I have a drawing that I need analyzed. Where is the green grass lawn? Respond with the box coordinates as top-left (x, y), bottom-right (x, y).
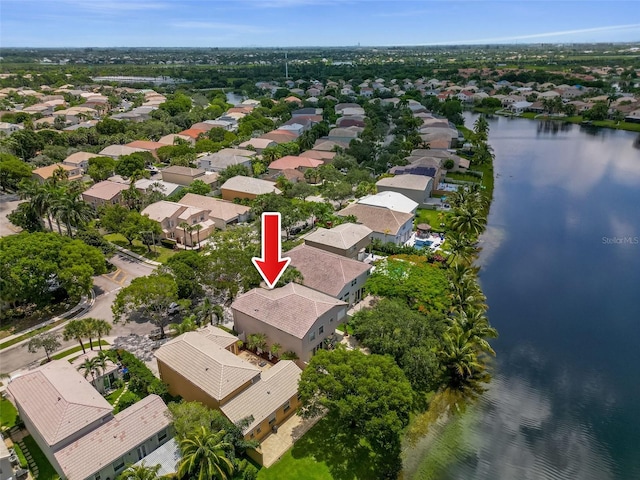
top-left (446, 172), bottom-right (482, 183)
top-left (104, 233), bottom-right (177, 263)
top-left (0, 397), bottom-right (18, 429)
top-left (414, 209), bottom-right (452, 233)
top-left (13, 443), bottom-right (28, 469)
top-left (22, 435), bottom-right (60, 480)
top-left (258, 417), bottom-right (391, 480)
top-left (52, 341), bottom-right (110, 360)
top-left (106, 386), bottom-right (125, 406)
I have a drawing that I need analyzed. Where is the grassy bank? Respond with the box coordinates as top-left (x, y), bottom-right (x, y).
top-left (0, 318), bottom-right (68, 350)
top-left (105, 233), bottom-right (177, 263)
top-left (51, 340), bottom-right (110, 360)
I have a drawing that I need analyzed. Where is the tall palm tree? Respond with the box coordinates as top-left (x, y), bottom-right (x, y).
top-left (17, 180), bottom-right (52, 231)
top-left (83, 318), bottom-right (97, 350)
top-left (118, 462), bottom-right (161, 480)
top-left (187, 224), bottom-right (195, 247)
top-left (177, 427), bottom-right (234, 480)
top-left (51, 185), bottom-right (94, 237)
top-left (193, 223), bottom-right (202, 248)
top-left (178, 222), bottom-right (190, 247)
top-left (445, 232), bottom-right (478, 266)
top-left (450, 310), bottom-right (498, 356)
top-left (63, 319), bottom-right (89, 354)
top-left (91, 318), bottom-right (112, 351)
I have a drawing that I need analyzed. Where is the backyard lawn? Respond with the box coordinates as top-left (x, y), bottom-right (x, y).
top-left (104, 233), bottom-right (177, 263)
top-left (258, 417), bottom-right (390, 480)
top-left (0, 397), bottom-right (18, 429)
top-left (22, 435), bottom-right (60, 480)
top-left (414, 209), bottom-right (451, 233)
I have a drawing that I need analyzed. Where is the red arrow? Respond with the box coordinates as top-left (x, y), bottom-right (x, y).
top-left (252, 212), bottom-right (291, 289)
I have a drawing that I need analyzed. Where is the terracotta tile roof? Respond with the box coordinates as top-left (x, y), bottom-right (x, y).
top-left (287, 245), bottom-right (371, 297)
top-left (260, 131), bottom-right (298, 144)
top-left (125, 140), bottom-right (166, 151)
top-left (221, 361), bottom-right (302, 434)
top-left (54, 395), bottom-right (170, 480)
top-left (337, 203), bottom-right (413, 236)
top-left (7, 361), bottom-right (112, 447)
top-left (179, 193), bottom-right (250, 222)
top-left (268, 155), bottom-right (323, 171)
top-left (154, 332), bottom-right (260, 401)
top-left (32, 163), bottom-right (79, 180)
top-left (299, 150), bottom-right (336, 161)
top-left (82, 180), bottom-right (129, 201)
top-left (303, 223), bottom-right (372, 250)
top-left (231, 284), bottom-right (347, 339)
top-left (178, 128), bottom-right (208, 139)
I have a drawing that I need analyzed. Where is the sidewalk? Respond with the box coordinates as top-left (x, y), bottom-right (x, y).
top-left (112, 244), bottom-right (162, 266)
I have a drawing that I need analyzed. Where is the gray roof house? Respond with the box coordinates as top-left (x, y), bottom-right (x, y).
top-left (197, 148), bottom-right (255, 172)
top-left (337, 203), bottom-right (414, 245)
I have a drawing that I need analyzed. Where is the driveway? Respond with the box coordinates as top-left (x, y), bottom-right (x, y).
top-left (0, 253), bottom-right (158, 374)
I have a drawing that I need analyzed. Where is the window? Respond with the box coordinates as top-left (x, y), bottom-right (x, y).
top-left (250, 432), bottom-right (254, 439)
top-left (158, 430), bottom-right (167, 442)
top-left (256, 427), bottom-right (262, 434)
top-left (351, 279), bottom-right (357, 286)
top-left (94, 475), bottom-right (101, 480)
top-left (319, 325), bottom-right (324, 335)
top-left (309, 330), bottom-right (316, 342)
top-left (283, 400), bottom-right (291, 413)
top-left (269, 414), bottom-right (277, 425)
top-left (330, 317), bottom-right (334, 322)
top-left (113, 459), bottom-right (125, 473)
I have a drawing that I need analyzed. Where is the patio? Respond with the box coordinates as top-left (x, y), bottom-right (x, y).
top-left (238, 349), bottom-right (274, 371)
top-left (258, 413), bottom-right (323, 468)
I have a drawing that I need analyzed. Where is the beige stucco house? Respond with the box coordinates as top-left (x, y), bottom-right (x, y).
top-left (141, 200), bottom-right (215, 246)
top-left (231, 283), bottom-right (348, 367)
top-left (337, 203), bottom-right (414, 245)
top-left (6, 361), bottom-right (171, 480)
top-left (376, 174), bottom-right (433, 206)
top-left (303, 223), bottom-right (372, 260)
top-left (287, 244), bottom-right (371, 305)
top-left (178, 193), bottom-right (251, 230)
top-left (81, 180), bottom-right (129, 208)
top-left (220, 176), bottom-right (281, 201)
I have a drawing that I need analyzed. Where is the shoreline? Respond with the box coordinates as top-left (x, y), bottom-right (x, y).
top-left (472, 107), bottom-right (640, 133)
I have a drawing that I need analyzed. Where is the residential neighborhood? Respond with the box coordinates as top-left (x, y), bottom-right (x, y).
top-left (0, 41), bottom-right (637, 480)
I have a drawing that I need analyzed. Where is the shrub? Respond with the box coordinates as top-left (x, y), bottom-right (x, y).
top-left (114, 391), bottom-right (140, 413)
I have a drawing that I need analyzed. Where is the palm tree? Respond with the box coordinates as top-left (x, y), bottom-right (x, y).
top-left (450, 206), bottom-right (486, 237)
top-left (77, 357), bottom-right (106, 386)
top-left (445, 232), bottom-right (478, 266)
top-left (437, 324), bottom-right (489, 399)
top-left (91, 319), bottom-right (112, 351)
top-left (178, 222), bottom-right (190, 247)
top-left (118, 462), bottom-right (161, 480)
top-left (450, 310), bottom-right (498, 356)
top-left (170, 315), bottom-right (198, 336)
top-left (187, 224), bottom-right (195, 247)
top-left (269, 343), bottom-right (282, 360)
top-left (246, 333), bottom-right (268, 354)
top-left (193, 223), bottom-right (203, 248)
top-left (177, 427), bottom-right (234, 480)
top-left (63, 319), bottom-right (88, 354)
top-left (51, 185), bottom-right (94, 237)
top-left (17, 180), bottom-right (53, 231)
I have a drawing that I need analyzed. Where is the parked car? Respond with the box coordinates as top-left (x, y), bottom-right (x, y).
top-left (168, 302), bottom-right (180, 315)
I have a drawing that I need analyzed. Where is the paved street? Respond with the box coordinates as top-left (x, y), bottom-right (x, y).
top-left (0, 253), bottom-right (158, 374)
top-left (0, 193), bottom-right (23, 237)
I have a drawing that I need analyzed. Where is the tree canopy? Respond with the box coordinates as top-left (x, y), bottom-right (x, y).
top-left (0, 232), bottom-right (106, 307)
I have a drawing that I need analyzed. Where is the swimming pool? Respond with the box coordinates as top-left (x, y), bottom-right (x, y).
top-left (415, 239), bottom-right (433, 248)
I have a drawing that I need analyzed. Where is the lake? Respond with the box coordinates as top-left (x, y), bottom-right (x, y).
top-left (405, 116), bottom-right (640, 479)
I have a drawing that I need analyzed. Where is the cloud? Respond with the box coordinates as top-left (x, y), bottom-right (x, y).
top-left (171, 21), bottom-right (270, 34)
top-left (438, 23), bottom-right (640, 45)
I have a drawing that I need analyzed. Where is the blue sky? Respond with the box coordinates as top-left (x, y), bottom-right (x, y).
top-left (1, 0), bottom-right (639, 48)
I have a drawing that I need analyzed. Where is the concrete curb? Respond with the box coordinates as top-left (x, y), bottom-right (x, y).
top-left (112, 244), bottom-right (162, 267)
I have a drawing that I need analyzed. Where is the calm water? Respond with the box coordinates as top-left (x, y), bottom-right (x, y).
top-left (406, 116), bottom-right (640, 479)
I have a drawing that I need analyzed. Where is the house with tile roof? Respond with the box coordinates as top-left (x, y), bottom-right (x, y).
top-left (160, 165), bottom-right (206, 186)
top-left (231, 283), bottom-right (348, 367)
top-left (99, 144), bottom-right (147, 159)
top-left (63, 151), bottom-right (104, 173)
top-left (337, 203), bottom-right (414, 245)
top-left (178, 193), bottom-right (251, 230)
top-left (220, 176), bottom-right (281, 201)
top-left (267, 155), bottom-right (323, 174)
top-left (6, 361), bottom-right (171, 480)
top-left (376, 174), bottom-right (433, 206)
top-left (357, 191), bottom-right (419, 215)
top-left (238, 138), bottom-right (277, 154)
top-left (81, 180), bottom-right (129, 208)
top-left (196, 148), bottom-right (255, 172)
top-left (155, 332), bottom-right (261, 408)
top-left (154, 328), bottom-right (302, 448)
top-left (303, 223), bottom-right (372, 260)
top-left (141, 200), bottom-right (215, 247)
top-left (287, 244), bottom-right (372, 305)
top-left (32, 163), bottom-right (83, 183)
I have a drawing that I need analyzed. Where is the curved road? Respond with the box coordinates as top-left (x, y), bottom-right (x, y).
top-left (0, 253), bottom-right (157, 374)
